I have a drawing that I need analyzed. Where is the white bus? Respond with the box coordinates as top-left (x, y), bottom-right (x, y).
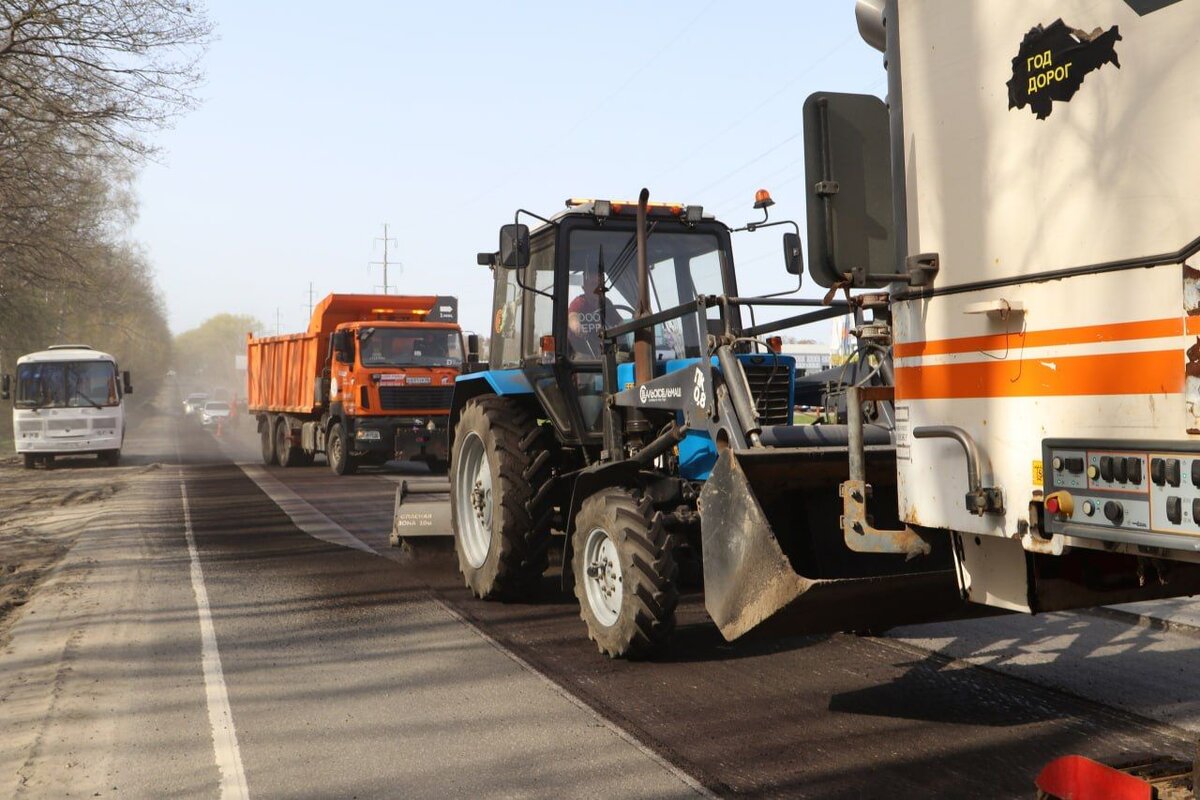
top-left (3, 345), bottom-right (133, 468)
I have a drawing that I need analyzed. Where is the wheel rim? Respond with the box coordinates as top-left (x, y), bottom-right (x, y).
top-left (456, 431), bottom-right (492, 569)
top-left (329, 430), bottom-right (343, 466)
top-left (582, 527), bottom-right (622, 627)
top-left (276, 424), bottom-right (287, 458)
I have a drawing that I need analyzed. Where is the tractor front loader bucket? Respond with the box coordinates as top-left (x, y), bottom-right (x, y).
top-left (699, 448), bottom-right (972, 641)
top-left (390, 480), bottom-right (453, 546)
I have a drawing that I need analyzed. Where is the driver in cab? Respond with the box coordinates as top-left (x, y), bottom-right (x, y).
top-left (567, 267), bottom-right (621, 359)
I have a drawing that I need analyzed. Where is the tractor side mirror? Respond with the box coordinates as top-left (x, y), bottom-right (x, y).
top-left (476, 252), bottom-right (496, 267)
top-left (1, 374), bottom-right (9, 401)
top-left (122, 371), bottom-right (133, 394)
top-left (331, 331), bottom-right (353, 363)
top-left (466, 334), bottom-right (480, 365)
top-left (783, 232), bottom-right (803, 277)
top-left (499, 224), bottom-right (530, 269)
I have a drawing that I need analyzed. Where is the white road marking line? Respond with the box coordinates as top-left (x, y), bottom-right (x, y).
top-left (181, 478), bottom-right (251, 800)
top-left (235, 463), bottom-right (378, 555)
top-left (233, 457), bottom-right (712, 797)
top-left (432, 597), bottom-right (719, 799)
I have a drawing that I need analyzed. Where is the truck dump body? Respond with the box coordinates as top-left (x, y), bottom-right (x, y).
top-left (246, 332), bottom-right (323, 415)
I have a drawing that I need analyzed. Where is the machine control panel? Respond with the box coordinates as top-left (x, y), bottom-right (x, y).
top-left (1043, 439), bottom-right (1200, 543)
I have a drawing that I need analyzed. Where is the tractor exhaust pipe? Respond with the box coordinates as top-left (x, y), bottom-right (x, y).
top-left (626, 188), bottom-right (654, 438)
top-left (634, 188), bottom-right (654, 387)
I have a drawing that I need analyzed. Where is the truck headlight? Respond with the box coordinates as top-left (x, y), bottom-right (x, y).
top-left (356, 429), bottom-right (381, 441)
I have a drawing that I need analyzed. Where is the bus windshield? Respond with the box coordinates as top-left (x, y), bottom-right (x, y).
top-left (358, 328), bottom-right (463, 368)
top-left (16, 361), bottom-right (119, 409)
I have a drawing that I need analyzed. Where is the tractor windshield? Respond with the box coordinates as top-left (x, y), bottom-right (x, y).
top-left (566, 227), bottom-right (728, 362)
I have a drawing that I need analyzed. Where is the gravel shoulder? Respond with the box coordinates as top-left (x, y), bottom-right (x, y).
top-left (0, 404), bottom-right (166, 645)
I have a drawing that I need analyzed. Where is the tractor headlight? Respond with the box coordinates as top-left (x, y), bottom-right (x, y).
top-left (356, 429), bottom-right (381, 441)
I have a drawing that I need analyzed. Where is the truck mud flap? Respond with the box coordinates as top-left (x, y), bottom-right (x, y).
top-left (390, 480), bottom-right (453, 545)
top-left (698, 448), bottom-right (972, 641)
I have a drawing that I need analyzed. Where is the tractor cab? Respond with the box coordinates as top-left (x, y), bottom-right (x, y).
top-left (473, 198), bottom-right (742, 448)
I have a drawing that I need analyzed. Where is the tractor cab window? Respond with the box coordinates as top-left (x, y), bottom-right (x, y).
top-left (567, 228), bottom-right (729, 364)
top-left (490, 264), bottom-right (523, 369)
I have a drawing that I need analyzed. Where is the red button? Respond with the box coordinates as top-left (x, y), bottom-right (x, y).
top-left (1046, 497), bottom-right (1060, 514)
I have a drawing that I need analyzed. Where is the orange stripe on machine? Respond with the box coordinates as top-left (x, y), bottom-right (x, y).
top-left (894, 317), bottom-right (1186, 359)
top-left (894, 349), bottom-right (1182, 400)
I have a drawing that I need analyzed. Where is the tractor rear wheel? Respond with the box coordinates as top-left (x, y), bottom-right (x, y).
top-left (571, 487), bottom-right (678, 659)
top-left (451, 396), bottom-right (555, 600)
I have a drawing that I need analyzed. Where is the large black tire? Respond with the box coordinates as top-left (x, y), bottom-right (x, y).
top-left (450, 396), bottom-right (556, 600)
top-left (275, 417), bottom-right (311, 467)
top-left (99, 450), bottom-right (121, 467)
top-left (326, 422), bottom-right (358, 475)
top-left (571, 487), bottom-right (678, 659)
top-left (260, 416), bottom-right (278, 466)
top-left (22, 454), bottom-right (35, 469)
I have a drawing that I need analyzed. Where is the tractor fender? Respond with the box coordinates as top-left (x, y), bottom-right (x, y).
top-left (449, 370), bottom-right (533, 450)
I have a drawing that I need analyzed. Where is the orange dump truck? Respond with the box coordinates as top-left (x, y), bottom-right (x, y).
top-left (246, 293), bottom-right (463, 475)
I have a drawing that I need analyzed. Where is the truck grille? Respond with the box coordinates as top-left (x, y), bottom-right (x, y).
top-left (379, 386), bottom-right (454, 411)
top-left (744, 364), bottom-right (792, 426)
top-left (17, 420), bottom-right (42, 433)
top-left (92, 417), bottom-right (118, 429)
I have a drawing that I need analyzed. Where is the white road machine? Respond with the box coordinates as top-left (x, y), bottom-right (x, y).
top-left (3, 345), bottom-right (133, 467)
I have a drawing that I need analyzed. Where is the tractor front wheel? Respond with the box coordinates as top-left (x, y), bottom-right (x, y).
top-left (571, 488), bottom-right (678, 659)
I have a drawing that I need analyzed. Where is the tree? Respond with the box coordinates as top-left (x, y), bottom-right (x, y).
top-left (174, 314), bottom-right (263, 396)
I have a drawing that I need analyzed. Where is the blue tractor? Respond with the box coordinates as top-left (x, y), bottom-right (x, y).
top-left (449, 190), bottom-right (961, 658)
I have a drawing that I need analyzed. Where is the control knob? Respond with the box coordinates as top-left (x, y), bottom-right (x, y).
top-left (1103, 500), bottom-right (1123, 525)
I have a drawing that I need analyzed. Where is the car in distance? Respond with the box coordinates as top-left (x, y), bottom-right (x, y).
top-left (183, 392), bottom-right (209, 415)
top-left (200, 400), bottom-right (231, 428)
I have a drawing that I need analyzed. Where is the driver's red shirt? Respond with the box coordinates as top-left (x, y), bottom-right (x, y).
top-left (568, 292), bottom-right (619, 355)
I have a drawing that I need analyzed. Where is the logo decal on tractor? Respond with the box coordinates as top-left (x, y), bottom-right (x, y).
top-left (692, 368), bottom-right (707, 410)
top-left (1007, 19), bottom-right (1121, 120)
top-left (638, 383), bottom-right (682, 404)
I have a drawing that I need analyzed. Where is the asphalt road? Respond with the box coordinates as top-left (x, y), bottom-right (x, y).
top-left (5, 403), bottom-right (1200, 799)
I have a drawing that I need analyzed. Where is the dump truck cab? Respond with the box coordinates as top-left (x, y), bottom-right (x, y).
top-left (327, 316), bottom-right (462, 466)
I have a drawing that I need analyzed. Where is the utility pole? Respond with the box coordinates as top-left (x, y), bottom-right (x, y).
top-left (370, 223), bottom-right (400, 294)
top-left (307, 282), bottom-right (315, 318)
top-left (275, 307), bottom-right (281, 336)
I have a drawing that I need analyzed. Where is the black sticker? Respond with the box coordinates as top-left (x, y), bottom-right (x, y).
top-left (1007, 20), bottom-right (1122, 120)
top-left (1123, 0), bottom-right (1182, 16)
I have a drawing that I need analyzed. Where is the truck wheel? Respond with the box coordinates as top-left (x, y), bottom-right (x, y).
top-left (451, 397), bottom-right (555, 600)
top-left (100, 450), bottom-right (120, 467)
top-left (276, 417), bottom-right (302, 468)
top-left (22, 454), bottom-right (34, 469)
top-left (260, 417), bottom-right (278, 466)
top-left (571, 487), bottom-right (678, 659)
top-left (326, 422), bottom-right (358, 475)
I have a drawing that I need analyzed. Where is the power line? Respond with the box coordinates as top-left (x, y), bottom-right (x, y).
top-left (458, 0), bottom-right (719, 209)
top-left (651, 33), bottom-right (856, 186)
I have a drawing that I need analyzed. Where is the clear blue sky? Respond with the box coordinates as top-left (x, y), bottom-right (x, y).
top-left (133, 1), bottom-right (886, 340)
